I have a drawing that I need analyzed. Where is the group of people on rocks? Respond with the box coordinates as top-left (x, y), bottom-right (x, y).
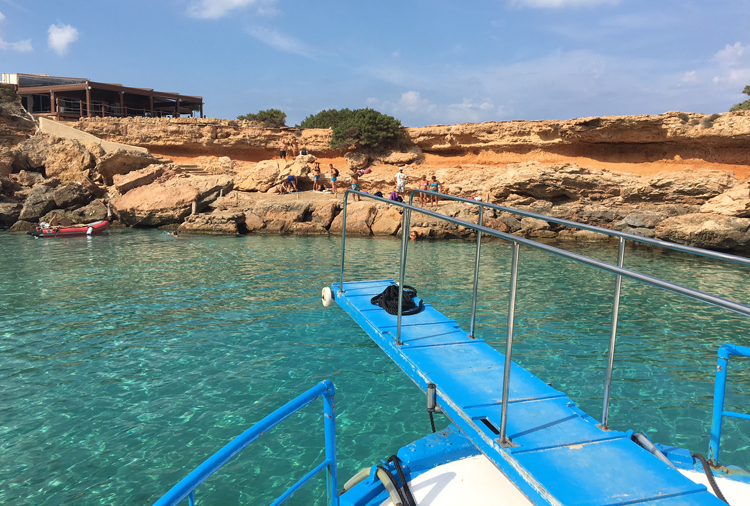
top-left (278, 159), bottom-right (444, 206)
top-left (276, 138), bottom-right (443, 204)
top-left (393, 167), bottom-right (442, 207)
top-left (278, 137), bottom-right (308, 160)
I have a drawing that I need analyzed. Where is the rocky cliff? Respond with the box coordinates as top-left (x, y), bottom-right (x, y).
top-left (408, 112), bottom-right (750, 165)
top-left (73, 111), bottom-right (750, 166)
top-left (73, 117), bottom-right (336, 159)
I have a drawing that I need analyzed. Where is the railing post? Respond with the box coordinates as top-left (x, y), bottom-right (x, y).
top-left (396, 207), bottom-right (411, 346)
top-left (499, 241), bottom-right (520, 445)
top-left (324, 390), bottom-right (339, 506)
top-left (601, 237), bottom-right (626, 429)
top-left (708, 350), bottom-right (729, 464)
top-left (469, 206), bottom-right (484, 338)
top-left (339, 193), bottom-right (349, 295)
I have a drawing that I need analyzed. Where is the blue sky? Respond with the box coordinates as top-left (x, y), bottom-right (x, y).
top-left (1, 0), bottom-right (749, 127)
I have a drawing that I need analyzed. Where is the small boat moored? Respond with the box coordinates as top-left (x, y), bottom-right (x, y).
top-left (27, 220), bottom-right (110, 238)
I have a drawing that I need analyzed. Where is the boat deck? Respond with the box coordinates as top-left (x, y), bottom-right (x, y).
top-left (334, 279), bottom-right (725, 506)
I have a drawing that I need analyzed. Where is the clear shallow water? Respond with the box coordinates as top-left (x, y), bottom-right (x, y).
top-left (1, 230), bottom-right (749, 505)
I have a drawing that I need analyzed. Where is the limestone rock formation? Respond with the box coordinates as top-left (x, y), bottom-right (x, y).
top-left (179, 211), bottom-right (245, 235)
top-left (53, 183), bottom-right (93, 209)
top-left (0, 200), bottom-right (22, 228)
top-left (329, 202), bottom-right (377, 235)
top-left (621, 170), bottom-right (736, 204)
top-left (40, 199), bottom-right (109, 224)
top-left (18, 183), bottom-right (59, 221)
top-left (111, 184), bottom-right (200, 226)
top-left (236, 159), bottom-right (311, 192)
top-left (113, 164), bottom-right (165, 194)
top-left (371, 207), bottom-right (402, 236)
top-left (9, 220), bottom-right (36, 232)
top-left (700, 183), bottom-right (750, 217)
top-left (17, 134), bottom-right (95, 182)
top-left (0, 147), bottom-right (18, 176)
top-left (74, 117), bottom-right (337, 158)
top-left (288, 222), bottom-right (329, 235)
top-left (236, 161), bottom-right (279, 192)
top-left (655, 213), bottom-right (750, 251)
top-left (406, 112), bottom-right (750, 164)
top-left (11, 170), bottom-right (44, 187)
top-left (95, 149), bottom-right (160, 185)
top-left (311, 201), bottom-right (341, 228)
top-left (345, 152), bottom-right (369, 170)
top-left (375, 151), bottom-right (420, 165)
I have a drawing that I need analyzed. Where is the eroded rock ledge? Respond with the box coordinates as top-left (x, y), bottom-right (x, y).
top-left (73, 111), bottom-right (750, 165)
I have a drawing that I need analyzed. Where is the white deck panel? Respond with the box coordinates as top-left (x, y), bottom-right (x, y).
top-left (679, 470), bottom-right (750, 506)
top-left (379, 454), bottom-right (533, 506)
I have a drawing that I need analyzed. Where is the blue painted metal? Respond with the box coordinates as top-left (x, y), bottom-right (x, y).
top-left (340, 425), bottom-right (482, 506)
top-left (334, 279), bottom-right (726, 505)
top-left (153, 380), bottom-right (338, 506)
top-left (708, 344), bottom-right (750, 465)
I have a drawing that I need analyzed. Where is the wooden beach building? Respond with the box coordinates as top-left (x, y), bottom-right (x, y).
top-left (1, 73), bottom-right (204, 120)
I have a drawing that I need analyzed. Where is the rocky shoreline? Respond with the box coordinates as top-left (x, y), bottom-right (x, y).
top-left (2, 107), bottom-right (750, 252)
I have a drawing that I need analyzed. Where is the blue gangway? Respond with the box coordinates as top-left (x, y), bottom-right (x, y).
top-left (334, 279), bottom-right (726, 505)
top-left (330, 189), bottom-right (750, 505)
top-left (153, 380), bottom-right (339, 506)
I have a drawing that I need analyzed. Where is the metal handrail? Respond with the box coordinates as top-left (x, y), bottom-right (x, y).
top-left (338, 190), bottom-right (750, 444)
top-left (408, 188), bottom-right (750, 429)
top-left (153, 380), bottom-right (339, 506)
top-left (708, 345), bottom-right (750, 465)
top-left (407, 189), bottom-right (750, 268)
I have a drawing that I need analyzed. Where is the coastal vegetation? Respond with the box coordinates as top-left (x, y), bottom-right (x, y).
top-left (730, 85), bottom-right (750, 112)
top-left (236, 109), bottom-right (287, 128)
top-left (299, 108), bottom-right (402, 151)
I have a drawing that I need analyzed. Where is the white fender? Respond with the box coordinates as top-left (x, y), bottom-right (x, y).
top-left (86, 226), bottom-right (94, 236)
top-left (321, 286), bottom-right (333, 307)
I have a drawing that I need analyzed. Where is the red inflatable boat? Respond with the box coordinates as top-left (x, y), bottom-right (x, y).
top-left (27, 220), bottom-right (110, 238)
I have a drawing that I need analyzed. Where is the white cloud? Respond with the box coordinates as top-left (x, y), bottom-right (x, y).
top-left (47, 23), bottom-right (78, 55)
top-left (682, 71), bottom-right (696, 83)
top-left (246, 26), bottom-right (312, 58)
top-left (507, 0), bottom-right (619, 8)
top-left (0, 11), bottom-right (32, 52)
top-left (187, 0), bottom-right (277, 19)
top-left (0, 38), bottom-right (31, 52)
top-left (713, 42), bottom-right (745, 66)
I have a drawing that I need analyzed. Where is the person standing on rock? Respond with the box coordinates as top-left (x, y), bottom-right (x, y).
top-left (329, 164), bottom-right (339, 194)
top-left (395, 167), bottom-right (407, 195)
top-left (418, 174), bottom-right (429, 206)
top-left (291, 137), bottom-right (299, 158)
top-left (279, 138), bottom-right (287, 160)
top-left (312, 162), bottom-right (322, 191)
top-left (429, 175), bottom-right (442, 207)
top-left (351, 173), bottom-right (361, 201)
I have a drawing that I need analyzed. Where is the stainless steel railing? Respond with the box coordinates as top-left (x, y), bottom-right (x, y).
top-left (407, 188), bottom-right (750, 428)
top-left (338, 190), bottom-right (750, 444)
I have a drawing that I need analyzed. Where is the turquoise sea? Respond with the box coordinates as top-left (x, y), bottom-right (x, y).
top-left (1, 229), bottom-right (749, 505)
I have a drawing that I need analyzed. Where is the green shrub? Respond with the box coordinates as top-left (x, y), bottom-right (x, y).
top-left (299, 108), bottom-right (402, 151)
top-left (0, 87), bottom-right (23, 116)
top-left (298, 108), bottom-right (354, 129)
top-left (677, 112), bottom-right (689, 123)
top-left (730, 85), bottom-right (750, 112)
top-left (237, 109), bottom-right (287, 128)
top-left (701, 113), bottom-right (720, 128)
